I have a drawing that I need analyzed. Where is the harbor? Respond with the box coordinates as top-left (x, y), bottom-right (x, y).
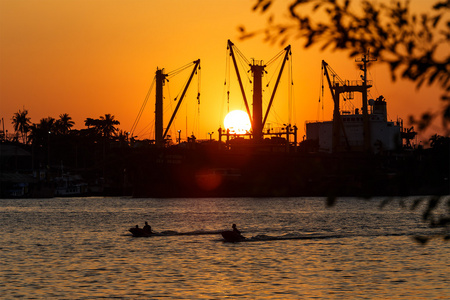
top-left (1, 41), bottom-right (448, 198)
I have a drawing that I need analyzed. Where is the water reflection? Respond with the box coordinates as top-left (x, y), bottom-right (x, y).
top-left (0, 197), bottom-right (448, 299)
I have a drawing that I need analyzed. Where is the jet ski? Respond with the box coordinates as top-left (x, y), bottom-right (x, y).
top-left (221, 230), bottom-right (245, 242)
top-left (129, 227), bottom-right (153, 237)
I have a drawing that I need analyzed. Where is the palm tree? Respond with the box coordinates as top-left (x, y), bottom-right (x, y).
top-left (38, 117), bottom-right (56, 133)
top-left (99, 114), bottom-right (120, 139)
top-left (55, 113), bottom-right (75, 135)
top-left (11, 108), bottom-right (31, 144)
top-left (84, 118), bottom-right (95, 128)
top-left (29, 117), bottom-right (56, 145)
top-left (429, 134), bottom-right (440, 148)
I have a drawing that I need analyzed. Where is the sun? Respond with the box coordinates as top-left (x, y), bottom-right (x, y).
top-left (224, 110), bottom-right (251, 134)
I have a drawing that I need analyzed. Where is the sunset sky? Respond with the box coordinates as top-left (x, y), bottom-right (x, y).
top-left (0, 0), bottom-right (446, 142)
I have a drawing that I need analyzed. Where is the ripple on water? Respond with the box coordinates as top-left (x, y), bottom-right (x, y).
top-left (1, 197), bottom-right (449, 299)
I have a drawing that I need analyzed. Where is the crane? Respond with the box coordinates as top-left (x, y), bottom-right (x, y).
top-left (227, 40), bottom-right (291, 141)
top-left (155, 59), bottom-right (201, 147)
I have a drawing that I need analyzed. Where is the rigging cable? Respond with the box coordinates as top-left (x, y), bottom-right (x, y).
top-left (265, 48), bottom-right (285, 66)
top-left (265, 54), bottom-right (283, 88)
top-left (231, 43), bottom-right (252, 85)
top-left (130, 77), bottom-right (155, 137)
top-left (134, 121), bottom-right (153, 140)
top-left (165, 80), bottom-right (175, 139)
top-left (233, 45), bottom-right (250, 66)
top-left (264, 52), bottom-right (285, 123)
top-left (197, 64), bottom-right (201, 113)
top-left (167, 61), bottom-right (195, 78)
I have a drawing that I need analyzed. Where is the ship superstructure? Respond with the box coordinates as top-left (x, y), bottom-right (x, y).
top-left (306, 55), bottom-right (412, 153)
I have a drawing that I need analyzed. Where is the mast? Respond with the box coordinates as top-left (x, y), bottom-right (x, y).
top-left (357, 53), bottom-right (376, 152)
top-left (250, 60), bottom-right (265, 141)
top-left (155, 68), bottom-right (167, 147)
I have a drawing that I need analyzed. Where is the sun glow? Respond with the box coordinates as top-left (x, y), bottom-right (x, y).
top-left (224, 110), bottom-right (251, 134)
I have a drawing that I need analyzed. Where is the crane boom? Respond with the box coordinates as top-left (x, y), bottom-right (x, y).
top-left (262, 45), bottom-right (291, 128)
top-left (227, 40), bottom-right (253, 125)
top-left (163, 59), bottom-right (200, 139)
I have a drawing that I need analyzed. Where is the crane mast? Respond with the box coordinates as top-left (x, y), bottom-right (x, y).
top-left (251, 60), bottom-right (265, 140)
top-left (155, 69), bottom-right (168, 147)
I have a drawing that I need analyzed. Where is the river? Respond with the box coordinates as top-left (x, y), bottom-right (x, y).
top-left (1, 197), bottom-right (448, 299)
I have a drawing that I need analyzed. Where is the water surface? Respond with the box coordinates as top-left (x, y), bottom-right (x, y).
top-left (1, 197), bottom-right (448, 299)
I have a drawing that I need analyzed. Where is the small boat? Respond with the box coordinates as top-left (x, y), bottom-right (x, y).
top-left (221, 230), bottom-right (245, 242)
top-left (129, 227), bottom-right (153, 237)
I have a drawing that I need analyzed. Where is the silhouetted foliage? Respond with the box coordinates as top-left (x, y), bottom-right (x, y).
top-left (11, 109), bottom-right (31, 144)
top-left (29, 117), bottom-right (56, 146)
top-left (85, 114), bottom-right (120, 139)
top-left (242, 0), bottom-right (450, 242)
top-left (380, 194), bottom-right (450, 244)
top-left (241, 0), bottom-right (450, 135)
top-left (55, 113), bottom-right (75, 135)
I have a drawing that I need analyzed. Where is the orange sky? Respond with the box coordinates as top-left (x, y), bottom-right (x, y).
top-left (0, 0), bottom-right (446, 143)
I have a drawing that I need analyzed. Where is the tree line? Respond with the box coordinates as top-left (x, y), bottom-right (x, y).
top-left (7, 109), bottom-right (125, 145)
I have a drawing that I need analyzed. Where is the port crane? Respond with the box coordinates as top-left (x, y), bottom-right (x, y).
top-left (160, 60), bottom-right (200, 146)
top-left (227, 40), bottom-right (292, 141)
top-left (131, 59), bottom-right (200, 147)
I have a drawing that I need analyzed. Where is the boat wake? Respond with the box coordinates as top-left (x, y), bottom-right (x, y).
top-left (127, 229), bottom-right (438, 241)
top-left (127, 229), bottom-right (225, 237)
top-left (222, 233), bottom-right (344, 243)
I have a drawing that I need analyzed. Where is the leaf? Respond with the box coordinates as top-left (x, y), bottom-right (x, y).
top-left (433, 1), bottom-right (450, 10)
top-left (407, 41), bottom-right (414, 54)
top-left (262, 2), bottom-right (272, 11)
top-left (389, 60), bottom-right (401, 72)
top-left (428, 68), bottom-right (440, 85)
top-left (432, 15), bottom-right (442, 28)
